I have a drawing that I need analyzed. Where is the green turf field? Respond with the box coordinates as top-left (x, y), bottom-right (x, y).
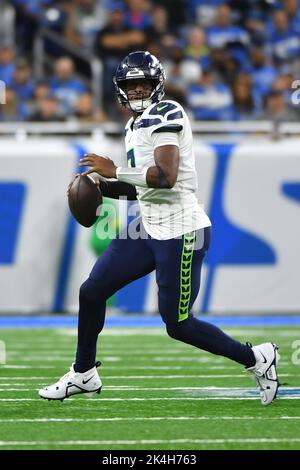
top-left (0, 326), bottom-right (299, 450)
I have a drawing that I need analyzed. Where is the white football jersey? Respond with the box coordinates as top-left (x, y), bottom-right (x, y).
top-left (124, 99), bottom-right (211, 240)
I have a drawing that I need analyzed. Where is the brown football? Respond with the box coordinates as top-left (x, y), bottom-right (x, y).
top-left (68, 174), bottom-right (102, 227)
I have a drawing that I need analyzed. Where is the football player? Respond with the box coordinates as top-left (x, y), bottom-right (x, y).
top-left (39, 51), bottom-right (279, 405)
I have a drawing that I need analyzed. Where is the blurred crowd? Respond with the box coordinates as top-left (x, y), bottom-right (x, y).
top-left (1, 0), bottom-right (300, 123)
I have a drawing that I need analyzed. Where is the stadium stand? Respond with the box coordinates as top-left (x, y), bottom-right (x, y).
top-left (0, 0), bottom-right (300, 123)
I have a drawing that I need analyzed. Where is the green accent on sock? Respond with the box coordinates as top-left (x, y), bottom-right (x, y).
top-left (178, 232), bottom-right (195, 322)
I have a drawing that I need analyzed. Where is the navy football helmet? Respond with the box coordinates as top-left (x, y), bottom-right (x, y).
top-left (113, 51), bottom-right (166, 112)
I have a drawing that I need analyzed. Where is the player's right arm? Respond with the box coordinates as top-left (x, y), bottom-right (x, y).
top-left (99, 180), bottom-right (137, 200)
top-left (67, 175), bottom-right (137, 201)
top-left (72, 153), bottom-right (138, 200)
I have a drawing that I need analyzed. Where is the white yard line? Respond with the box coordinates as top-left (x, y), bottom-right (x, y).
top-left (0, 378), bottom-right (53, 380)
top-left (1, 386), bottom-right (299, 392)
top-left (222, 329), bottom-right (300, 337)
top-left (0, 374), bottom-right (293, 383)
top-left (8, 346), bottom-right (197, 358)
top-left (90, 373), bottom-right (293, 379)
top-left (0, 396), bottom-right (299, 402)
top-left (58, 328), bottom-right (166, 337)
top-left (6, 357), bottom-right (121, 362)
top-left (2, 386), bottom-right (300, 393)
top-left (0, 373), bottom-right (280, 382)
top-left (0, 365), bottom-right (266, 371)
top-left (0, 416), bottom-right (299, 423)
top-left (0, 358), bottom-right (231, 365)
top-left (57, 327), bottom-right (300, 337)
top-left (0, 387), bottom-right (241, 392)
top-left (0, 389), bottom-right (34, 391)
top-left (1, 366), bottom-right (55, 369)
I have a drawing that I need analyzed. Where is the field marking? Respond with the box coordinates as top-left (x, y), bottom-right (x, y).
top-left (8, 349), bottom-right (200, 356)
top-left (1, 386), bottom-right (298, 393)
top-left (7, 357), bottom-right (121, 362)
top-left (0, 396), bottom-right (300, 402)
top-left (97, 365), bottom-right (255, 370)
top-left (0, 416), bottom-right (300, 423)
top-left (0, 366), bottom-right (242, 372)
top-left (0, 364), bottom-right (287, 371)
top-left (57, 327), bottom-right (300, 337)
top-left (222, 329), bottom-right (300, 337)
top-left (0, 385), bottom-right (300, 399)
top-left (1, 438), bottom-right (300, 446)
top-left (0, 384), bottom-right (41, 386)
top-left (6, 356), bottom-right (230, 363)
top-left (0, 389), bottom-right (34, 391)
top-left (0, 377), bottom-right (53, 380)
top-left (1, 366), bottom-right (55, 369)
top-left (0, 373), bottom-right (294, 387)
top-left (2, 387), bottom-right (246, 392)
top-left (58, 328), bottom-right (166, 337)
top-left (3, 357), bottom-right (234, 364)
top-left (91, 373), bottom-right (294, 379)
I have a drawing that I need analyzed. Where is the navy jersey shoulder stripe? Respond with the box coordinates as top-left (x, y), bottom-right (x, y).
top-left (149, 102), bottom-right (178, 117)
top-left (167, 110), bottom-right (183, 120)
top-left (133, 118), bottom-right (161, 129)
top-left (152, 124), bottom-right (183, 133)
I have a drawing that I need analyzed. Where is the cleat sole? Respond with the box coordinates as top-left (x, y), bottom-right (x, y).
top-left (84, 387), bottom-right (102, 399)
top-left (40, 387), bottom-right (102, 401)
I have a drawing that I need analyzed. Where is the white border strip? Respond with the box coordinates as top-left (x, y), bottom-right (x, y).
top-left (0, 438), bottom-right (300, 446)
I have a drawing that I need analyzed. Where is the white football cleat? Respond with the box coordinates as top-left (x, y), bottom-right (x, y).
top-left (39, 361), bottom-right (102, 401)
top-left (246, 343), bottom-right (280, 406)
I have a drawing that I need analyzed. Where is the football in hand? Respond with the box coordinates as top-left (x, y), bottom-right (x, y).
top-left (68, 174), bottom-right (102, 227)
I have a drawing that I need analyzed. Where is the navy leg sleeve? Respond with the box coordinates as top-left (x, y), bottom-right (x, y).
top-left (75, 231), bottom-right (155, 372)
top-left (150, 226), bottom-right (255, 367)
top-left (151, 227), bottom-right (210, 324)
top-left (166, 315), bottom-right (255, 367)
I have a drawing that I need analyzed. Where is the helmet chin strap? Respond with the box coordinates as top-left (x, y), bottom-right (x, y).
top-left (128, 98), bottom-right (153, 112)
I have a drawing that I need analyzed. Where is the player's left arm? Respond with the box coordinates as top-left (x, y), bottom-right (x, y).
top-left (146, 145), bottom-right (179, 189)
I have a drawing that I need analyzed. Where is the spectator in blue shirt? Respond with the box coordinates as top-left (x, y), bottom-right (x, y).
top-left (187, 68), bottom-right (233, 120)
top-left (250, 46), bottom-right (277, 99)
top-left (244, 10), bottom-right (268, 46)
top-left (49, 57), bottom-right (87, 113)
top-left (184, 26), bottom-right (210, 71)
top-left (269, 9), bottom-right (300, 64)
top-left (206, 4), bottom-right (249, 50)
top-left (187, 0), bottom-right (225, 27)
top-left (124, 0), bottom-right (152, 31)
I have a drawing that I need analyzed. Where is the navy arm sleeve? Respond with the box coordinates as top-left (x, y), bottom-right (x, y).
top-left (99, 180), bottom-right (137, 201)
